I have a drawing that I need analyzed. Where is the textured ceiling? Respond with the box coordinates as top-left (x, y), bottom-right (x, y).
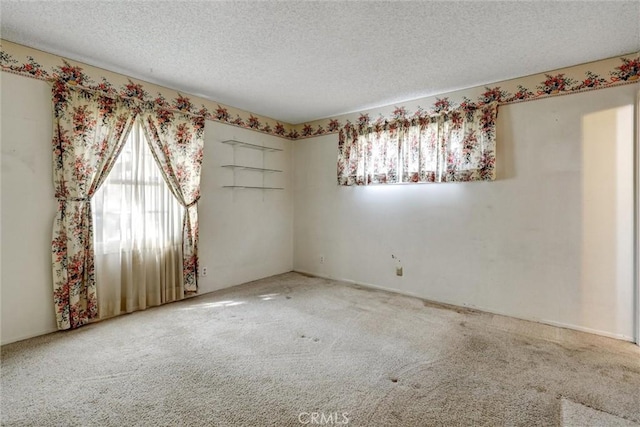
top-left (1, 1), bottom-right (639, 124)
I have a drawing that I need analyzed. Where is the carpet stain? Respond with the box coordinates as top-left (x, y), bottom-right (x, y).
top-left (465, 335), bottom-right (493, 352)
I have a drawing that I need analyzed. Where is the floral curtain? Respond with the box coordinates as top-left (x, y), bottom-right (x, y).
top-left (140, 109), bottom-right (205, 292)
top-left (51, 82), bottom-right (135, 330)
top-left (337, 102), bottom-right (498, 185)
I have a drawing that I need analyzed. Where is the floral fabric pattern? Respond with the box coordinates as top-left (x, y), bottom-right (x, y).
top-left (51, 83), bottom-right (135, 329)
top-left (141, 110), bottom-right (204, 292)
top-left (1, 41), bottom-right (637, 141)
top-left (51, 79), bottom-right (205, 329)
top-left (338, 102), bottom-right (497, 185)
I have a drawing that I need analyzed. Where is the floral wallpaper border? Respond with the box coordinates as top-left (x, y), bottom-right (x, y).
top-left (1, 40), bottom-right (638, 141)
top-left (0, 40), bottom-right (297, 139)
top-left (294, 53), bottom-right (640, 139)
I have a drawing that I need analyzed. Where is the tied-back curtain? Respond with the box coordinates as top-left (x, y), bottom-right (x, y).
top-left (337, 102), bottom-right (498, 185)
top-left (140, 109), bottom-right (205, 292)
top-left (51, 82), bottom-right (135, 330)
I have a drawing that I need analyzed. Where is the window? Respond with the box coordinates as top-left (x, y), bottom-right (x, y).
top-left (92, 121), bottom-right (184, 317)
top-left (337, 102), bottom-right (498, 185)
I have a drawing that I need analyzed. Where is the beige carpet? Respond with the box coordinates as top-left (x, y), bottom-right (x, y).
top-left (561, 398), bottom-right (639, 426)
top-left (2, 272), bottom-right (639, 426)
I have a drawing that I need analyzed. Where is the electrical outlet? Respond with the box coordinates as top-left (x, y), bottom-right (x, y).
top-left (320, 255), bottom-right (325, 264)
top-left (396, 266), bottom-right (403, 276)
top-left (201, 267), bottom-right (208, 277)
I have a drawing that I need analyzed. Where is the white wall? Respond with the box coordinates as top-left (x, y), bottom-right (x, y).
top-left (198, 122), bottom-right (293, 293)
top-left (293, 84), bottom-right (637, 341)
top-left (1, 70), bottom-right (636, 344)
top-left (1, 73), bottom-right (58, 344)
top-left (0, 72), bottom-right (293, 344)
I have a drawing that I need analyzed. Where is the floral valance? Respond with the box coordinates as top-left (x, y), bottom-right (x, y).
top-left (337, 102), bottom-right (498, 185)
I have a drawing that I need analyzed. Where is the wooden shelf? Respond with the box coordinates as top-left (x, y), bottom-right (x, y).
top-left (221, 139), bottom-right (282, 152)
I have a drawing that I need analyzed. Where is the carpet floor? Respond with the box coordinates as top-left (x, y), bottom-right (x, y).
top-left (2, 272), bottom-right (639, 426)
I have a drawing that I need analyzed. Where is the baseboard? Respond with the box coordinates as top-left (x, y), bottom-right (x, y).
top-left (1, 326), bottom-right (58, 346)
top-left (1, 268), bottom-right (296, 346)
top-left (4, 270), bottom-right (632, 345)
top-left (293, 269), bottom-right (635, 343)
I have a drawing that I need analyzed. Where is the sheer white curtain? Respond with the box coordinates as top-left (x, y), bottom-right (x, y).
top-left (92, 121), bottom-right (185, 319)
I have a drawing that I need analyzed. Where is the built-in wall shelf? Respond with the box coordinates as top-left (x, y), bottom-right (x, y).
top-left (221, 139), bottom-right (282, 152)
top-left (222, 186), bottom-right (284, 190)
top-left (221, 165), bottom-right (282, 173)
top-left (220, 138), bottom-right (284, 191)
